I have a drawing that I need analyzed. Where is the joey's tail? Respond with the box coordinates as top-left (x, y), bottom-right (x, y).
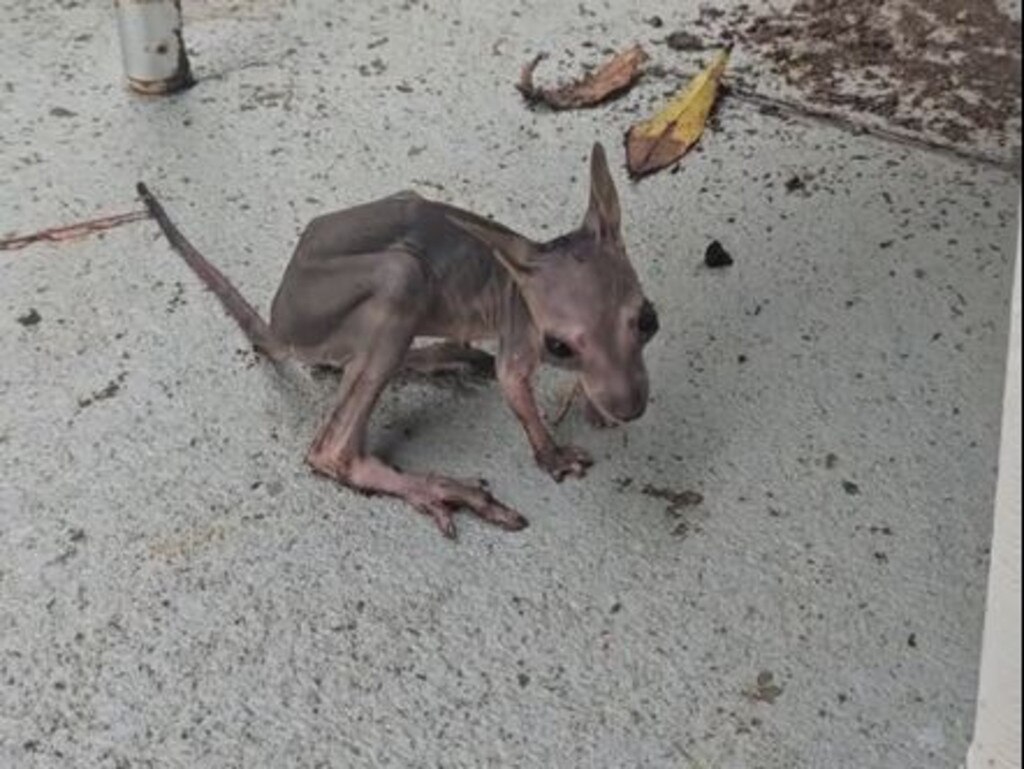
top-left (136, 182), bottom-right (283, 359)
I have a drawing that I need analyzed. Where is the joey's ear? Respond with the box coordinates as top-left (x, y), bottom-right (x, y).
top-left (583, 142), bottom-right (621, 237)
top-left (446, 214), bottom-right (537, 279)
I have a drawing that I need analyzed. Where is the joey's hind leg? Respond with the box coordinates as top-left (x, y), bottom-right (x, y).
top-left (403, 342), bottom-right (495, 379)
top-left (302, 254), bottom-right (526, 539)
top-left (308, 353), bottom-right (527, 539)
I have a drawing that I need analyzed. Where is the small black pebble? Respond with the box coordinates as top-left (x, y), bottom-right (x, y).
top-left (645, 15), bottom-right (664, 28)
top-left (17, 308), bottom-right (41, 326)
top-left (842, 480), bottom-right (861, 495)
top-left (665, 30), bottom-right (706, 51)
top-left (704, 240), bottom-right (734, 268)
top-left (517, 672), bottom-right (530, 687)
top-left (785, 175), bottom-right (806, 193)
top-left (610, 602), bottom-right (623, 614)
top-left (907, 633), bottom-right (917, 648)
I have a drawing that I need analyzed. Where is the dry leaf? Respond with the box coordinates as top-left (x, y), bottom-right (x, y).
top-left (517, 44), bottom-right (649, 110)
top-left (625, 48), bottom-right (730, 178)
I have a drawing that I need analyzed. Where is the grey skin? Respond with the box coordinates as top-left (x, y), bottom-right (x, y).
top-left (136, 142), bottom-right (659, 539)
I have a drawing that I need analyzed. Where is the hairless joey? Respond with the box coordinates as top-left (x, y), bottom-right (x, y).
top-left (136, 142), bottom-right (659, 539)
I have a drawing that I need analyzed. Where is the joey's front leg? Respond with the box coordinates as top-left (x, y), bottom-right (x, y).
top-left (498, 357), bottom-right (593, 481)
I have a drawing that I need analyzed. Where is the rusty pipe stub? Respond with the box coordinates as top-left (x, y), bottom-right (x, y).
top-left (114, 0), bottom-right (194, 95)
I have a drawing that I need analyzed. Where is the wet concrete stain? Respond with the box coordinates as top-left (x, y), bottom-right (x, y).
top-left (747, 670), bottom-right (784, 704)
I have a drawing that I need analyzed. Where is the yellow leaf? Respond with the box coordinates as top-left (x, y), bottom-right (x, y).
top-left (626, 48), bottom-right (730, 177)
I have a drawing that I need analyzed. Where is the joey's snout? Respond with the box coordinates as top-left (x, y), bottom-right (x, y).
top-left (583, 365), bottom-right (650, 424)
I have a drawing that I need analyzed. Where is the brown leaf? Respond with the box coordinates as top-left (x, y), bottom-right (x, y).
top-left (517, 44), bottom-right (649, 110)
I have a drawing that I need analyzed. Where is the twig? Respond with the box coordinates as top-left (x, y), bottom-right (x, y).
top-left (724, 82), bottom-right (1017, 174)
top-left (1, 210), bottom-right (150, 252)
top-left (550, 379), bottom-right (583, 426)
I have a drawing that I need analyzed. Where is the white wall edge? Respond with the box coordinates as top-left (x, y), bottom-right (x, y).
top-left (966, 209), bottom-right (1022, 769)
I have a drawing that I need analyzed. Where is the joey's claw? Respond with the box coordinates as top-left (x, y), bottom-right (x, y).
top-left (409, 477), bottom-right (528, 538)
top-left (433, 507), bottom-right (458, 540)
top-left (536, 444), bottom-right (594, 482)
top-left (493, 506), bottom-right (530, 531)
top-left (413, 498), bottom-right (460, 540)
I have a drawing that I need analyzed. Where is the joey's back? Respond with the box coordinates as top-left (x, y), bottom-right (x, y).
top-left (270, 194), bottom-right (520, 352)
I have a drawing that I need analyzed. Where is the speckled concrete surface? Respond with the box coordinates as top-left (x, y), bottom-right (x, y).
top-left (0, 2), bottom-right (1020, 768)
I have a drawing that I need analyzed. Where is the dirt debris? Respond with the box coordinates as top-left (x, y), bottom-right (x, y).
top-left (704, 240), bottom-right (734, 268)
top-left (701, 0), bottom-right (1021, 147)
top-left (17, 308), bottom-right (41, 326)
top-left (641, 484), bottom-right (704, 515)
top-left (664, 30), bottom-right (707, 52)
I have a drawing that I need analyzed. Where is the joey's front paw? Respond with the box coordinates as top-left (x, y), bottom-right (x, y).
top-left (535, 444), bottom-right (594, 482)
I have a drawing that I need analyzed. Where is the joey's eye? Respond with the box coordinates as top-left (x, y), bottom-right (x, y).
top-left (544, 335), bottom-right (574, 359)
top-left (637, 301), bottom-right (659, 340)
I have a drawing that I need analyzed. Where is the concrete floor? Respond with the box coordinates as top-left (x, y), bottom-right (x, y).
top-left (1, 1), bottom-right (1020, 768)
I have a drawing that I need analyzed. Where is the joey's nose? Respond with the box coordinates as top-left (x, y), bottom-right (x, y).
top-left (620, 377), bottom-right (650, 422)
top-left (617, 397), bottom-right (647, 422)
top-left (602, 388), bottom-right (648, 423)
top-left (585, 371), bottom-right (649, 423)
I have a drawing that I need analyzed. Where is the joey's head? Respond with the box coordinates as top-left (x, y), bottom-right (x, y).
top-left (450, 142), bottom-right (658, 423)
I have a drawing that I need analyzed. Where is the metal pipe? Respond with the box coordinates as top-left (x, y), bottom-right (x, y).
top-left (114, 0), bottom-right (194, 95)
top-left (966, 222), bottom-right (1022, 769)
